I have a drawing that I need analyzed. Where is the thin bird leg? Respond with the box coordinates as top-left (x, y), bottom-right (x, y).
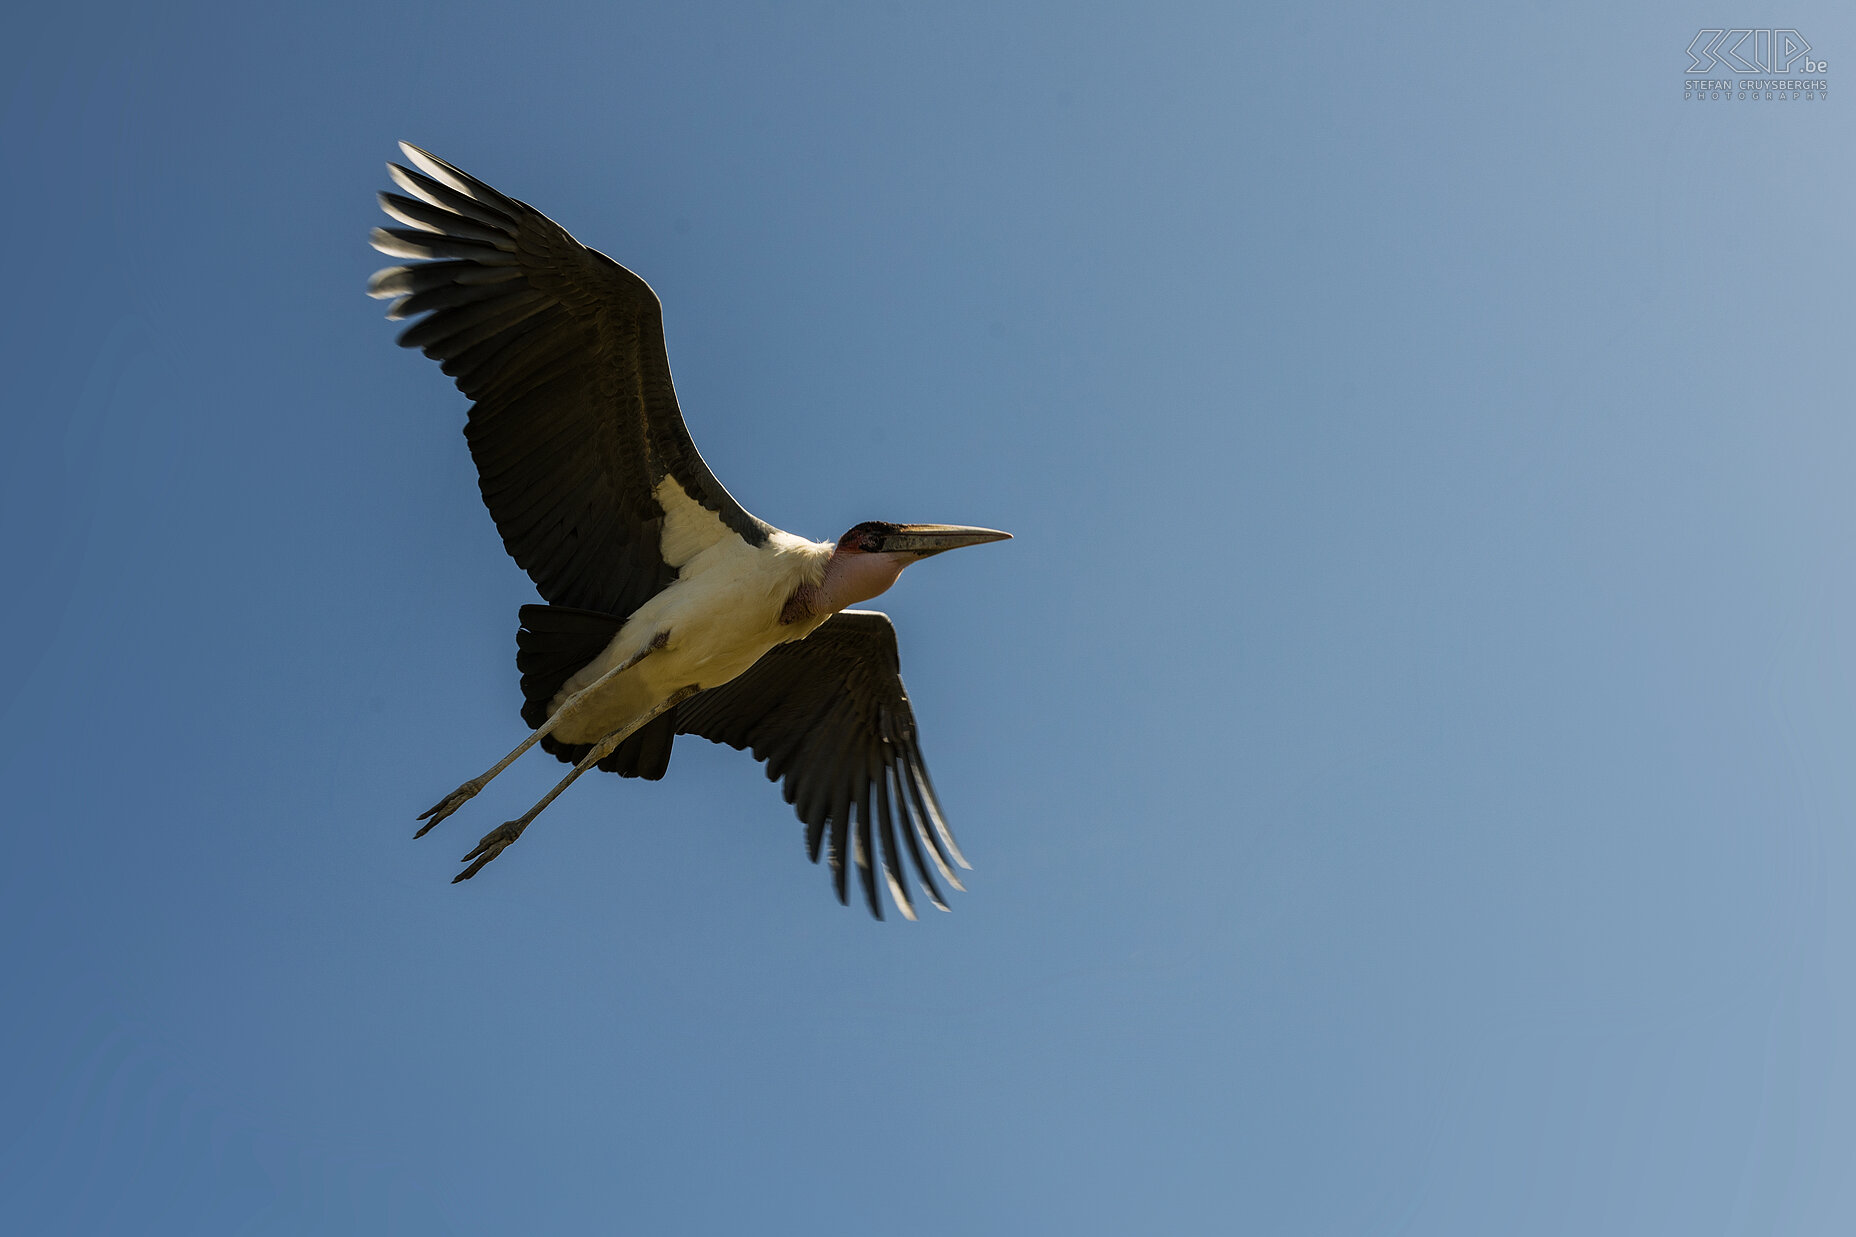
top-left (415, 641), bottom-right (659, 835)
top-left (451, 684), bottom-right (703, 883)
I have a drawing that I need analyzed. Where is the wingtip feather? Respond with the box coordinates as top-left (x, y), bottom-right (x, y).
top-left (366, 265), bottom-right (408, 298)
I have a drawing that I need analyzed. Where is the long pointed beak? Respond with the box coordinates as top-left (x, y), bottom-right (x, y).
top-left (883, 524), bottom-right (1013, 557)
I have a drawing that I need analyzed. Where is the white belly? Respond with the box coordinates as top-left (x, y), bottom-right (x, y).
top-left (548, 498), bottom-right (831, 744)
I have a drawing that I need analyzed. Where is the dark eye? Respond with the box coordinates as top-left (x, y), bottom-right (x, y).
top-left (863, 535), bottom-right (885, 553)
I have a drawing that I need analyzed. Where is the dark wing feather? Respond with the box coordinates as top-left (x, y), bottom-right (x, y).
top-left (674, 611), bottom-right (971, 919)
top-left (369, 142), bottom-right (770, 619)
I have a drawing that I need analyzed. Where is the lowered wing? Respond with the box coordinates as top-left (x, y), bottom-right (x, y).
top-left (675, 611), bottom-right (973, 920)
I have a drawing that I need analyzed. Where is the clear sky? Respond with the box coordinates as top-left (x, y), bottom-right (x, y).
top-left (4, 2), bottom-right (1854, 1233)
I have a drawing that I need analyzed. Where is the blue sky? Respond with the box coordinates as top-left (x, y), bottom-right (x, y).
top-left (4, 2), bottom-right (1855, 1232)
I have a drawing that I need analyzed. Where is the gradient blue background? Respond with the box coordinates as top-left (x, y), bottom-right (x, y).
top-left (4, 3), bottom-right (1854, 1232)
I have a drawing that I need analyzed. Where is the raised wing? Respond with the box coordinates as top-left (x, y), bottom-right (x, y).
top-left (675, 611), bottom-right (973, 920)
top-left (368, 142), bottom-right (770, 619)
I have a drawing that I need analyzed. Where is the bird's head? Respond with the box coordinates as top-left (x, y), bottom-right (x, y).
top-left (821, 521), bottom-right (1012, 609)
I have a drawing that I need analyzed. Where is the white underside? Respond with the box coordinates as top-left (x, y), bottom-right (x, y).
top-left (549, 477), bottom-right (833, 744)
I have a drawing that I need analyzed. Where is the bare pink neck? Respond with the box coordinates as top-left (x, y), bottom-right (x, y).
top-left (781, 550), bottom-right (907, 624)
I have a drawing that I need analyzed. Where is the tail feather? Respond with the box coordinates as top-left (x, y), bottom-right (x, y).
top-left (515, 604), bottom-right (678, 780)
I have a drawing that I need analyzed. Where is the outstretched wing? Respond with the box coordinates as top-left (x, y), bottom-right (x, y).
top-left (675, 611), bottom-right (973, 920)
top-left (369, 142), bottom-right (770, 620)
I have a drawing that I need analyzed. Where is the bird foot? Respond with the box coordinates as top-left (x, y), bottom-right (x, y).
top-left (452, 819), bottom-right (530, 882)
top-left (415, 777), bottom-right (486, 836)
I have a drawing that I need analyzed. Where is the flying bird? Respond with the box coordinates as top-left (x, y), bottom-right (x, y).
top-left (368, 143), bottom-right (1009, 918)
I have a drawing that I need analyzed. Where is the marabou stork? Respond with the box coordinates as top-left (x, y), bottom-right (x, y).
top-left (369, 144), bottom-right (1009, 918)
